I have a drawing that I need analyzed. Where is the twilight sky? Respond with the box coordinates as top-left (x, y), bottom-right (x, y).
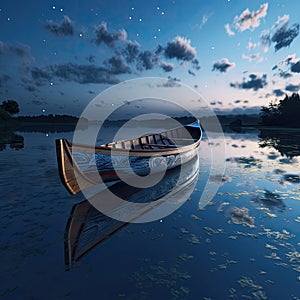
top-left (0, 0), bottom-right (299, 116)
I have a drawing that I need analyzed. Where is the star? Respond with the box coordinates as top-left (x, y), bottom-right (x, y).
top-left (161, 11), bottom-right (165, 15)
top-left (42, 109), bottom-right (46, 112)
top-left (60, 8), bottom-right (63, 12)
top-left (52, 5), bottom-right (56, 10)
top-left (50, 82), bottom-right (53, 86)
top-left (139, 18), bottom-right (142, 22)
top-left (128, 16), bottom-right (132, 20)
top-left (79, 33), bottom-right (83, 37)
top-left (7, 17), bottom-right (10, 21)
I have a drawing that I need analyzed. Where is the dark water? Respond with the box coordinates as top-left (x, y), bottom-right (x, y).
top-left (0, 127), bottom-right (300, 299)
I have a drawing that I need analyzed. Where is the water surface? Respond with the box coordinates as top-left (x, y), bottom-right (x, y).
top-left (0, 127), bottom-right (299, 299)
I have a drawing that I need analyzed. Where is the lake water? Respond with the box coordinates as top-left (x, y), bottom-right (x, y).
top-left (0, 126), bottom-right (300, 299)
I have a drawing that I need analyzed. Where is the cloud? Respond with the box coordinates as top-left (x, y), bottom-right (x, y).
top-left (230, 73), bottom-right (267, 91)
top-left (160, 62), bottom-right (174, 72)
top-left (123, 40), bottom-right (140, 63)
top-left (0, 41), bottom-right (32, 58)
top-left (104, 55), bottom-right (131, 74)
top-left (276, 54), bottom-right (300, 73)
top-left (93, 22), bottom-right (127, 47)
top-left (164, 36), bottom-right (196, 61)
top-left (247, 41), bottom-right (258, 50)
top-left (233, 3), bottom-right (268, 32)
top-left (260, 15), bottom-right (299, 52)
top-left (273, 89), bottom-right (284, 96)
top-left (86, 54), bottom-right (95, 63)
top-left (272, 23), bottom-right (299, 51)
top-left (229, 207), bottom-right (255, 228)
top-left (242, 53), bottom-right (263, 63)
top-left (137, 50), bottom-right (159, 70)
top-left (291, 61), bottom-right (300, 73)
top-left (198, 15), bottom-right (209, 29)
top-left (44, 15), bottom-right (74, 36)
top-left (31, 63), bottom-right (120, 86)
top-left (31, 66), bottom-right (53, 86)
top-left (188, 69), bottom-right (196, 76)
top-left (278, 70), bottom-right (292, 78)
top-left (212, 58), bottom-right (235, 73)
top-left (0, 74), bottom-right (10, 87)
top-left (224, 24), bottom-right (235, 36)
top-left (191, 58), bottom-right (201, 70)
top-left (285, 84), bottom-right (299, 92)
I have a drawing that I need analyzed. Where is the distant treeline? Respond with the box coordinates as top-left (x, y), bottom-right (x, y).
top-left (16, 114), bottom-right (85, 123)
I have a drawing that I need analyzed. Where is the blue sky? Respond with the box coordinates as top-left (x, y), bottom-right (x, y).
top-left (0, 0), bottom-right (299, 116)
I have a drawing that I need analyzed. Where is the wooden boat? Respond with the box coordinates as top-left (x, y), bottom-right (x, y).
top-left (56, 120), bottom-right (202, 195)
top-left (64, 155), bottom-right (199, 269)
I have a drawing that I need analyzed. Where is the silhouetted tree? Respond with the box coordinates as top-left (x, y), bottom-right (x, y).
top-left (260, 93), bottom-right (300, 127)
top-left (0, 100), bottom-right (20, 116)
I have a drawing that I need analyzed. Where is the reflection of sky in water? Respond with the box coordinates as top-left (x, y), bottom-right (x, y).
top-left (0, 128), bottom-right (299, 299)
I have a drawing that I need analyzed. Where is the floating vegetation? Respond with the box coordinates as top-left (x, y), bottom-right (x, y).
top-left (187, 234), bottom-right (201, 244)
top-left (217, 202), bottom-right (230, 212)
top-left (237, 276), bottom-right (267, 299)
top-left (229, 207), bottom-right (255, 228)
top-left (191, 214), bottom-right (202, 221)
top-left (265, 212), bottom-right (277, 218)
top-left (259, 228), bottom-right (296, 240)
top-left (203, 227), bottom-right (224, 235)
top-left (130, 263), bottom-right (191, 299)
top-left (265, 244), bottom-right (278, 250)
top-left (264, 252), bottom-right (281, 260)
top-left (285, 251), bottom-right (300, 263)
top-left (177, 254), bottom-right (194, 262)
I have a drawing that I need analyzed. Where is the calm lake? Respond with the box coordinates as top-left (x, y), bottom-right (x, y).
top-left (0, 125), bottom-right (299, 299)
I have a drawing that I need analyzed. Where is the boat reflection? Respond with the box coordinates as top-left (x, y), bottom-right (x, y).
top-left (64, 155), bottom-right (199, 270)
top-left (258, 129), bottom-right (300, 158)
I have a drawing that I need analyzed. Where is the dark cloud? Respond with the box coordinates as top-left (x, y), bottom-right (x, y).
top-left (44, 15), bottom-right (74, 37)
top-left (93, 22), bottom-right (127, 47)
top-left (160, 62), bottom-right (174, 72)
top-left (0, 74), bottom-right (10, 87)
top-left (137, 50), bottom-right (159, 71)
top-left (104, 55), bottom-right (131, 74)
top-left (260, 16), bottom-right (299, 52)
top-left (86, 54), bottom-right (95, 63)
top-left (291, 61), bottom-right (300, 73)
top-left (212, 58), bottom-right (235, 73)
top-left (31, 63), bottom-right (120, 86)
top-left (188, 69), bottom-right (196, 76)
top-left (0, 41), bottom-right (31, 58)
top-left (285, 84), bottom-right (299, 92)
top-left (273, 89), bottom-right (284, 96)
top-left (31, 67), bottom-right (53, 86)
top-left (233, 3), bottom-right (268, 32)
top-left (278, 70), bottom-right (292, 78)
top-left (53, 63), bottom-right (120, 84)
top-left (191, 58), bottom-right (201, 70)
top-left (272, 23), bottom-right (299, 51)
top-left (164, 36), bottom-right (196, 61)
top-left (230, 73), bottom-right (267, 91)
top-left (155, 44), bottom-right (164, 55)
top-left (123, 40), bottom-right (140, 63)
